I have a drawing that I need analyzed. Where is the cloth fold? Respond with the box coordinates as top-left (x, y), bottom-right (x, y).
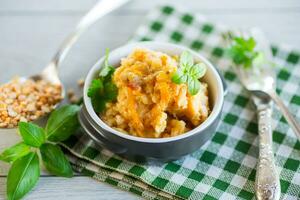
top-left (60, 5), bottom-right (300, 200)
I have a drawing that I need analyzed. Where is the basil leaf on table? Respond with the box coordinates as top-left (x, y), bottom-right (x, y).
top-left (40, 143), bottom-right (73, 177)
top-left (46, 105), bottom-right (80, 142)
top-left (18, 122), bottom-right (45, 147)
top-left (0, 142), bottom-right (30, 163)
top-left (7, 152), bottom-right (40, 200)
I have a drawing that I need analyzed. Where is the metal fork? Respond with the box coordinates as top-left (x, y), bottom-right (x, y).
top-left (238, 29), bottom-right (300, 139)
top-left (223, 29), bottom-right (281, 200)
top-left (223, 28), bottom-right (300, 140)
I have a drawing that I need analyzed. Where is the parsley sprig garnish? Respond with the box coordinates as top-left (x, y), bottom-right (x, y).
top-left (228, 36), bottom-right (260, 69)
top-left (171, 51), bottom-right (206, 95)
top-left (88, 49), bottom-right (118, 112)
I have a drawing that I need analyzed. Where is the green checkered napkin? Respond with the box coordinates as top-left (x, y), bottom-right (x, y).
top-left (60, 5), bottom-right (300, 200)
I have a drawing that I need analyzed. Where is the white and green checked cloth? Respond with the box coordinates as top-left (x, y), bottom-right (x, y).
top-left (60, 5), bottom-right (300, 200)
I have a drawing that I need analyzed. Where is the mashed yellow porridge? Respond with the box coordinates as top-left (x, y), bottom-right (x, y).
top-left (100, 48), bottom-right (210, 138)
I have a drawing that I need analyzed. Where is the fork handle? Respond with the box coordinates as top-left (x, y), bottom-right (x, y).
top-left (268, 90), bottom-right (300, 140)
top-left (255, 104), bottom-right (280, 200)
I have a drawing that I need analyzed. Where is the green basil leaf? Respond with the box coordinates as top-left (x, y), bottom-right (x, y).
top-left (99, 49), bottom-right (115, 77)
top-left (180, 50), bottom-right (194, 69)
top-left (89, 80), bottom-right (106, 113)
top-left (100, 66), bottom-right (115, 78)
top-left (187, 78), bottom-right (200, 95)
top-left (228, 36), bottom-right (259, 68)
top-left (190, 63), bottom-right (207, 79)
top-left (87, 79), bottom-right (103, 98)
top-left (18, 122), bottom-right (45, 147)
top-left (172, 51), bottom-right (206, 96)
top-left (104, 82), bottom-right (118, 101)
top-left (236, 37), bottom-right (256, 49)
top-left (7, 152), bottom-right (40, 200)
top-left (89, 49), bottom-right (117, 113)
top-left (0, 142), bottom-right (30, 163)
top-left (171, 69), bottom-right (187, 84)
top-left (104, 48), bottom-right (110, 67)
top-left (46, 105), bottom-right (80, 142)
top-left (91, 96), bottom-right (107, 113)
top-left (253, 52), bottom-right (266, 67)
top-left (40, 143), bottom-right (73, 178)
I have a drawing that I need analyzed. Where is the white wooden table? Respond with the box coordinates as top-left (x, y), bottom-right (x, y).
top-left (0, 0), bottom-right (299, 199)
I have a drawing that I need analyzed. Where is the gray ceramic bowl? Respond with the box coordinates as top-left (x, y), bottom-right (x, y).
top-left (80, 42), bottom-right (226, 162)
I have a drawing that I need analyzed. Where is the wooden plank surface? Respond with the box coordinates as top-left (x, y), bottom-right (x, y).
top-left (0, 0), bottom-right (299, 199)
top-left (0, 177), bottom-right (140, 200)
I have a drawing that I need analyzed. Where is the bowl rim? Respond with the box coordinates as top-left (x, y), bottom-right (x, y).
top-left (83, 41), bottom-right (224, 143)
